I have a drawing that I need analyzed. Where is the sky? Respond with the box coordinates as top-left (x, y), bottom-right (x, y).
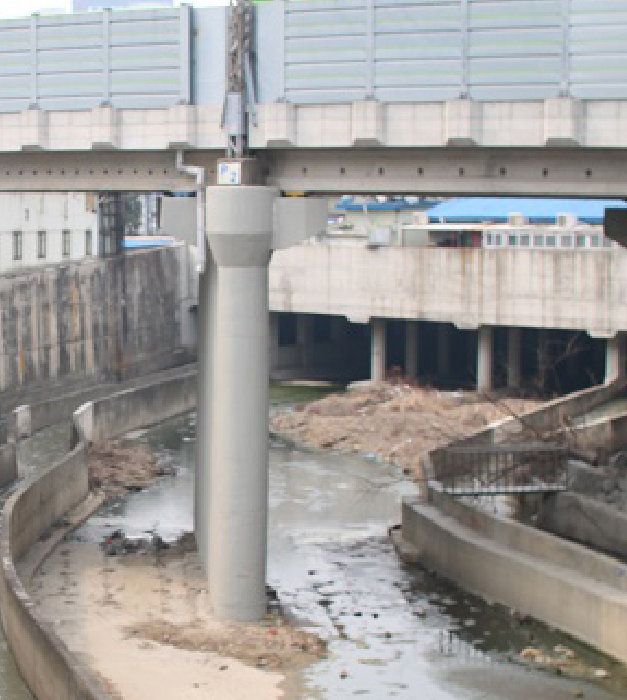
top-left (0, 0), bottom-right (229, 19)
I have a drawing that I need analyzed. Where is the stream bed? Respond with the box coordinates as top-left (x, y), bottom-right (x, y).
top-left (69, 408), bottom-right (627, 700)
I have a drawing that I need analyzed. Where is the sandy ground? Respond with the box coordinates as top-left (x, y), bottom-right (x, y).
top-left (27, 538), bottom-right (324, 700)
top-left (271, 383), bottom-right (540, 478)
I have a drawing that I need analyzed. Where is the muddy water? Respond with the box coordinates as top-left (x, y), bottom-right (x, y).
top-left (65, 409), bottom-right (625, 700)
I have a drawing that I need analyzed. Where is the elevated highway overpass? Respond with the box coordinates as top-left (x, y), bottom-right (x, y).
top-left (1, 0), bottom-right (627, 629)
top-left (0, 2), bottom-right (627, 195)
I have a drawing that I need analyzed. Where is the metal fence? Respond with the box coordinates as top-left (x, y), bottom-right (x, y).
top-left (431, 442), bottom-right (568, 496)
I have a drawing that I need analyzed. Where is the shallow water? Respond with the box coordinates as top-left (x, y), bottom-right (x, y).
top-left (73, 411), bottom-right (627, 700)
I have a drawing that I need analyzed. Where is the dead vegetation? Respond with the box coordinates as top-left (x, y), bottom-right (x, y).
top-left (270, 383), bottom-right (540, 478)
top-left (88, 440), bottom-right (174, 500)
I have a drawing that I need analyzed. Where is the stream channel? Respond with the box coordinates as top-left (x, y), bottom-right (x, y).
top-left (7, 387), bottom-right (627, 699)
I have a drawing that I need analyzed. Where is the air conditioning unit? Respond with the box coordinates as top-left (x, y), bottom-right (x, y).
top-left (557, 212), bottom-right (578, 227)
top-left (412, 210), bottom-right (429, 225)
top-left (508, 212), bottom-right (526, 225)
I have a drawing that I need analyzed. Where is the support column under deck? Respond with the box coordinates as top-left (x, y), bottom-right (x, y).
top-left (477, 326), bottom-right (494, 392)
top-left (194, 251), bottom-right (215, 569)
top-left (204, 185), bottom-right (277, 621)
top-left (371, 317), bottom-right (386, 382)
top-left (605, 332), bottom-right (625, 384)
top-left (507, 327), bottom-right (522, 389)
top-left (405, 321), bottom-right (419, 380)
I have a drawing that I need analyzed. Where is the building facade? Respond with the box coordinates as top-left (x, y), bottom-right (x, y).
top-left (0, 192), bottom-right (98, 273)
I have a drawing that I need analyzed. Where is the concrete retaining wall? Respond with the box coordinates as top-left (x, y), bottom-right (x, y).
top-left (403, 499), bottom-right (627, 664)
top-left (0, 244), bottom-right (195, 394)
top-left (0, 367), bottom-right (198, 700)
top-left (402, 375), bottom-right (627, 662)
top-left (429, 490), bottom-right (627, 594)
top-left (0, 444), bottom-right (109, 700)
top-left (81, 371), bottom-right (197, 443)
top-left (538, 492), bottom-right (627, 559)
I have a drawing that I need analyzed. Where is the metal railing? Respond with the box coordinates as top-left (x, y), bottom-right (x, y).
top-left (431, 443), bottom-right (568, 496)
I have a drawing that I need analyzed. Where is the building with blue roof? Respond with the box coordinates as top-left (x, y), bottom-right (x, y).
top-left (426, 198), bottom-right (627, 225)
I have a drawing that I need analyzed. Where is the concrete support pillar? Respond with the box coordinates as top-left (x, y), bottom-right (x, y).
top-left (204, 185), bottom-right (277, 621)
top-left (477, 326), bottom-right (494, 392)
top-left (437, 324), bottom-right (449, 379)
top-left (507, 327), bottom-right (522, 389)
top-left (194, 249), bottom-right (215, 569)
top-left (371, 317), bottom-right (386, 382)
top-left (405, 321), bottom-right (419, 379)
top-left (605, 332), bottom-right (625, 384)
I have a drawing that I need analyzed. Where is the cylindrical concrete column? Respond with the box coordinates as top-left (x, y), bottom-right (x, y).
top-left (194, 263), bottom-right (207, 560)
top-left (405, 321), bottom-right (419, 379)
top-left (437, 323), bottom-right (449, 379)
top-left (195, 250), bottom-right (216, 569)
top-left (371, 317), bottom-right (386, 382)
top-left (477, 326), bottom-right (494, 392)
top-left (605, 332), bottom-right (625, 384)
top-left (507, 327), bottom-right (522, 389)
top-left (205, 185), bottom-right (277, 621)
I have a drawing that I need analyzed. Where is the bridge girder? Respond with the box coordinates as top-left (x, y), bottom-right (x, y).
top-left (0, 147), bottom-right (626, 197)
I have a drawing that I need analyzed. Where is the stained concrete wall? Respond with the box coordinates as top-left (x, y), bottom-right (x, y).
top-left (538, 492), bottom-right (627, 560)
top-left (270, 244), bottom-right (627, 337)
top-left (0, 244), bottom-right (195, 393)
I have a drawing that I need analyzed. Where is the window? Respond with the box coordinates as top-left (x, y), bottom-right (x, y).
top-left (493, 233), bottom-right (502, 247)
top-left (520, 234), bottom-right (530, 247)
top-left (533, 234), bottom-right (544, 247)
top-left (12, 231), bottom-right (22, 260)
top-left (485, 233), bottom-right (492, 246)
top-left (545, 234), bottom-right (557, 247)
top-left (589, 235), bottom-right (600, 248)
top-left (37, 230), bottom-right (46, 259)
top-left (62, 229), bottom-right (71, 257)
top-left (576, 234), bottom-right (587, 248)
top-left (560, 235), bottom-right (573, 248)
top-left (508, 234), bottom-right (517, 246)
top-left (85, 229), bottom-right (92, 256)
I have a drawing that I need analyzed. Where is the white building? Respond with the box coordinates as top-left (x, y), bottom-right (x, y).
top-left (0, 192), bottom-right (98, 273)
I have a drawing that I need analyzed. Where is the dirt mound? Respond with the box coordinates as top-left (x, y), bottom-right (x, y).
top-left (271, 384), bottom-right (539, 478)
top-left (124, 618), bottom-right (326, 671)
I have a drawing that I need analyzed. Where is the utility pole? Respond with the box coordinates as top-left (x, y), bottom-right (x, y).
top-left (223, 0), bottom-right (256, 159)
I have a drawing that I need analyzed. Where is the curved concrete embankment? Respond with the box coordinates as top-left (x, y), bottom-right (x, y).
top-left (401, 377), bottom-right (627, 663)
top-left (0, 368), bottom-right (197, 700)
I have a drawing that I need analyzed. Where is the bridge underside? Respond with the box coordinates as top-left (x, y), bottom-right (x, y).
top-left (1, 147), bottom-right (627, 196)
